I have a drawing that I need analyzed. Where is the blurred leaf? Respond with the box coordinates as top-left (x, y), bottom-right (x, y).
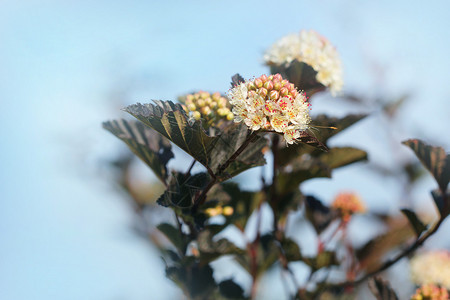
top-left (277, 158), bottom-right (331, 193)
top-left (319, 147), bottom-right (367, 169)
top-left (218, 183), bottom-right (262, 230)
top-left (103, 119), bottom-right (173, 183)
top-left (368, 276), bottom-right (399, 300)
top-left (281, 238), bottom-right (302, 262)
top-left (382, 95), bottom-right (408, 118)
top-left (235, 234), bottom-right (279, 276)
top-left (278, 114), bottom-right (367, 166)
top-left (269, 60), bottom-right (326, 97)
top-left (304, 251), bottom-right (339, 271)
top-left (402, 139), bottom-right (450, 192)
top-left (157, 172), bottom-right (209, 209)
top-left (400, 209), bottom-right (427, 237)
top-left (257, 234), bottom-right (280, 274)
top-left (166, 262), bottom-right (216, 299)
top-left (305, 195), bottom-right (335, 234)
top-left (197, 229), bottom-right (245, 263)
top-left (356, 216), bottom-right (414, 273)
top-left (157, 223), bottom-right (185, 253)
top-left (218, 279), bottom-right (246, 300)
top-left (311, 114), bottom-right (367, 144)
top-left (431, 189), bottom-right (449, 218)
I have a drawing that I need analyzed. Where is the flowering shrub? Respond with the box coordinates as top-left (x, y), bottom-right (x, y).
top-left (103, 30), bottom-right (450, 300)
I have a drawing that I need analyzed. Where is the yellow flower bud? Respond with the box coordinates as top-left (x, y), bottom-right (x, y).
top-left (187, 103), bottom-right (196, 111)
top-left (196, 99), bottom-right (205, 107)
top-left (223, 206), bottom-right (234, 216)
top-left (192, 111), bottom-right (201, 120)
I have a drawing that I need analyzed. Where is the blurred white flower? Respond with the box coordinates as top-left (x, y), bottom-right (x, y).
top-left (410, 250), bottom-right (450, 289)
top-left (264, 30), bottom-right (343, 96)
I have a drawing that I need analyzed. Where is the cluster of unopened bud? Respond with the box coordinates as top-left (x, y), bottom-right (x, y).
top-left (410, 284), bottom-right (449, 300)
top-left (205, 205), bottom-right (234, 217)
top-left (228, 73), bottom-right (311, 144)
top-left (247, 73), bottom-right (301, 101)
top-left (181, 91), bottom-right (234, 123)
top-left (331, 192), bottom-right (366, 222)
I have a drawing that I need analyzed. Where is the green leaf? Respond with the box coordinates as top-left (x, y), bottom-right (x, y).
top-left (278, 114), bottom-right (367, 166)
top-left (125, 102), bottom-right (267, 179)
top-left (157, 223), bottom-right (185, 252)
top-left (218, 279), bottom-right (246, 299)
top-left (402, 139), bottom-right (450, 192)
top-left (269, 60), bottom-right (326, 97)
top-left (103, 119), bottom-right (173, 183)
top-left (400, 209), bottom-right (427, 237)
top-left (125, 101), bottom-right (218, 169)
top-left (157, 172), bottom-right (209, 209)
top-left (368, 276), bottom-right (399, 300)
top-left (319, 147), bottom-right (367, 169)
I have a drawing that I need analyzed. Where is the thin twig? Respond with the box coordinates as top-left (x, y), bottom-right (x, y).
top-left (328, 213), bottom-right (447, 289)
top-left (184, 159), bottom-right (196, 177)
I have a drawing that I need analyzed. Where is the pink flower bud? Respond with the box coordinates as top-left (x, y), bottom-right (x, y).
top-left (273, 73), bottom-right (282, 81)
top-left (264, 81), bottom-right (274, 91)
top-left (259, 74), bottom-right (268, 82)
top-left (258, 88), bottom-right (268, 98)
top-left (273, 81), bottom-right (282, 90)
top-left (247, 81), bottom-right (256, 90)
top-left (290, 89), bottom-right (298, 98)
top-left (279, 87), bottom-right (289, 97)
top-left (269, 90), bottom-right (279, 100)
top-left (254, 78), bottom-right (263, 88)
top-left (212, 92), bottom-right (221, 101)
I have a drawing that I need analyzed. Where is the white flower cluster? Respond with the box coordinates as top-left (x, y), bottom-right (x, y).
top-left (227, 74), bottom-right (311, 145)
top-left (264, 30), bottom-right (343, 96)
top-left (410, 250), bottom-right (450, 289)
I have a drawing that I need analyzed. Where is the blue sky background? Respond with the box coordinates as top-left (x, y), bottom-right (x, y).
top-left (1, 1), bottom-right (450, 299)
